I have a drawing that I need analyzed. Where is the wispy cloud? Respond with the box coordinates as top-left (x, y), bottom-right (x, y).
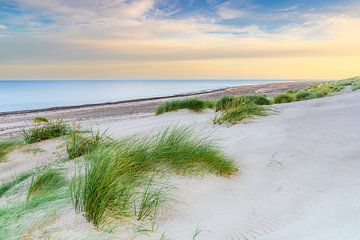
top-left (1, 0), bottom-right (360, 79)
top-left (217, 1), bottom-right (249, 19)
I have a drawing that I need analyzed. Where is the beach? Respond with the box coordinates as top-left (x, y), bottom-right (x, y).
top-left (1, 80), bottom-right (360, 240)
top-left (0, 81), bottom-right (311, 139)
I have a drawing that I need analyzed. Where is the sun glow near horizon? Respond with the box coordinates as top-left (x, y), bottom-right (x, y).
top-left (0, 0), bottom-right (359, 80)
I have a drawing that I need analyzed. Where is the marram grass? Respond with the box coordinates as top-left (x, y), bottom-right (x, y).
top-left (33, 116), bottom-right (49, 123)
top-left (273, 93), bottom-right (295, 104)
top-left (272, 78), bottom-right (360, 104)
top-left (156, 98), bottom-right (214, 115)
top-left (0, 170), bottom-right (69, 239)
top-left (72, 127), bottom-right (237, 227)
top-left (27, 168), bottom-right (66, 198)
top-left (0, 171), bottom-right (33, 197)
top-left (0, 140), bottom-right (19, 161)
top-left (67, 130), bottom-right (103, 159)
top-left (351, 77), bottom-right (360, 91)
top-left (215, 95), bottom-right (270, 112)
top-left (213, 103), bottom-right (268, 125)
top-left (23, 120), bottom-right (71, 144)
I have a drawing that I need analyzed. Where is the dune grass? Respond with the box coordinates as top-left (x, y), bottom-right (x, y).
top-left (27, 168), bottom-right (66, 198)
top-left (67, 130), bottom-right (103, 159)
top-left (0, 176), bottom-right (69, 239)
top-left (0, 167), bottom-right (69, 239)
top-left (351, 77), bottom-right (360, 91)
top-left (213, 103), bottom-right (268, 125)
top-left (155, 98), bottom-right (214, 115)
top-left (0, 140), bottom-right (20, 161)
top-left (353, 81), bottom-right (360, 91)
top-left (215, 95), bottom-right (270, 112)
top-left (0, 171), bottom-right (33, 198)
top-left (72, 127), bottom-right (236, 227)
top-left (151, 127), bottom-right (236, 175)
top-left (23, 120), bottom-right (71, 144)
top-left (273, 93), bottom-right (295, 104)
top-left (133, 174), bottom-right (168, 223)
top-left (214, 95), bottom-right (270, 125)
top-left (294, 91), bottom-right (319, 101)
top-left (273, 89), bottom-right (322, 104)
top-left (272, 80), bottom-right (352, 104)
top-left (33, 116), bottom-right (49, 123)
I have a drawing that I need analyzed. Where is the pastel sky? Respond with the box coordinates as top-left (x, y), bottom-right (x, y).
top-left (0, 0), bottom-right (360, 80)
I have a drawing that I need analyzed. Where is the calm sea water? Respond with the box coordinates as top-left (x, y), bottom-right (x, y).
top-left (0, 80), bottom-right (289, 112)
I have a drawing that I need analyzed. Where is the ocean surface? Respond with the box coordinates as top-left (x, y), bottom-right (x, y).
top-left (0, 80), bottom-right (289, 113)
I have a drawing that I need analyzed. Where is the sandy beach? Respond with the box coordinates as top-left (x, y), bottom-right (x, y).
top-left (1, 81), bottom-right (359, 239)
top-left (2, 0), bottom-right (360, 238)
top-left (0, 81), bottom-right (311, 139)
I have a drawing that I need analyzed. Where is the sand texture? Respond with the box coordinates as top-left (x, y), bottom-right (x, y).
top-left (1, 84), bottom-right (359, 239)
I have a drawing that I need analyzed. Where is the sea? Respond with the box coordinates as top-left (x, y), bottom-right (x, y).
top-left (0, 80), bottom-right (290, 113)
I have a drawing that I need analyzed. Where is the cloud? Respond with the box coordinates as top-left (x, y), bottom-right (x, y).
top-left (1, 0), bottom-right (360, 79)
top-left (217, 2), bottom-right (248, 19)
top-left (0, 24), bottom-right (7, 30)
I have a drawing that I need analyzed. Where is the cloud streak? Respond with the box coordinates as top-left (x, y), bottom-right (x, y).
top-left (0, 0), bottom-right (360, 79)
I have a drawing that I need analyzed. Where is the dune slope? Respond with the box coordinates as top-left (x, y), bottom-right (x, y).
top-left (1, 90), bottom-right (359, 239)
top-left (91, 90), bottom-right (360, 240)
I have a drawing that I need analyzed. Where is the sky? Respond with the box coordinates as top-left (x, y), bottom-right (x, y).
top-left (0, 0), bottom-right (359, 80)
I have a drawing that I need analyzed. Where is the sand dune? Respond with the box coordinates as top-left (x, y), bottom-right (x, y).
top-left (1, 90), bottom-right (359, 239)
top-left (85, 90), bottom-right (360, 239)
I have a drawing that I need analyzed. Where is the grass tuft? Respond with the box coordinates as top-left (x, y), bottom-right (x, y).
top-left (151, 127), bottom-right (236, 175)
top-left (0, 171), bottom-right (33, 198)
top-left (0, 183), bottom-right (68, 239)
top-left (273, 78), bottom-right (360, 104)
top-left (0, 140), bottom-right (19, 161)
top-left (273, 93), bottom-right (295, 104)
top-left (33, 116), bottom-right (49, 123)
top-left (215, 95), bottom-right (270, 112)
top-left (27, 168), bottom-right (66, 198)
top-left (213, 103), bottom-right (268, 125)
top-left (353, 81), bottom-right (360, 91)
top-left (350, 77), bottom-right (360, 91)
top-left (156, 98), bottom-right (212, 115)
top-left (133, 175), bottom-right (168, 222)
top-left (72, 127), bottom-right (236, 227)
top-left (23, 120), bottom-right (71, 144)
top-left (67, 130), bottom-right (103, 159)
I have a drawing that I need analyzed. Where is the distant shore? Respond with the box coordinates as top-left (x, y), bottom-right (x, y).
top-left (0, 81), bottom-right (313, 139)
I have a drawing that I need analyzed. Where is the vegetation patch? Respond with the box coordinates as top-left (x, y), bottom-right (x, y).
top-left (33, 116), bottom-right (49, 123)
top-left (215, 95), bottom-right (270, 112)
top-left (0, 140), bottom-right (20, 161)
top-left (155, 98), bottom-right (213, 115)
top-left (0, 167), bottom-right (69, 239)
top-left (350, 77), bottom-right (360, 91)
top-left (0, 171), bottom-right (33, 198)
top-left (23, 120), bottom-right (71, 144)
top-left (273, 93), bottom-right (295, 104)
top-left (353, 81), bottom-right (360, 91)
top-left (67, 130), bottom-right (103, 159)
top-left (273, 78), bottom-right (360, 104)
top-left (213, 103), bottom-right (268, 125)
top-left (28, 168), bottom-right (66, 198)
top-left (72, 127), bottom-right (236, 227)
top-left (0, 186), bottom-right (68, 239)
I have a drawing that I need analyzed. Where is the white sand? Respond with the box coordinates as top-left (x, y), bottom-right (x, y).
top-left (1, 90), bottom-right (360, 239)
top-left (0, 138), bottom-right (66, 182)
top-left (86, 90), bottom-right (360, 239)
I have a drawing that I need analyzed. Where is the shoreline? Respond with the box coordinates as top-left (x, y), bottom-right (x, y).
top-left (0, 81), bottom-right (307, 116)
top-left (0, 86), bottom-right (229, 116)
top-left (0, 81), bottom-right (313, 139)
top-left (2, 79), bottom-right (360, 239)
